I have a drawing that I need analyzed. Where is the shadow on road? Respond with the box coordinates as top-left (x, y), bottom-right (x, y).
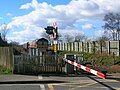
top-left (88, 75), bottom-right (116, 90)
top-left (0, 80), bottom-right (67, 85)
top-left (106, 76), bottom-right (120, 82)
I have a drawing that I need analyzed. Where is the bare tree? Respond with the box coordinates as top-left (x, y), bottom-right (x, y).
top-left (0, 23), bottom-right (9, 41)
top-left (64, 34), bottom-right (74, 42)
top-left (9, 41), bottom-right (20, 46)
top-left (103, 13), bottom-right (120, 40)
top-left (97, 35), bottom-right (109, 47)
top-left (74, 34), bottom-right (86, 42)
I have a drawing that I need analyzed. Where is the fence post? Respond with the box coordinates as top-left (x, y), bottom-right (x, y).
top-left (67, 42), bottom-right (70, 51)
top-left (119, 40), bottom-right (120, 56)
top-left (69, 42), bottom-right (71, 51)
top-left (82, 42), bottom-right (84, 52)
top-left (87, 42), bottom-right (89, 53)
top-left (10, 47), bottom-right (13, 72)
top-left (78, 42), bottom-right (80, 52)
top-left (100, 41), bottom-right (102, 54)
top-left (108, 41), bottom-right (110, 55)
top-left (93, 41), bottom-right (95, 53)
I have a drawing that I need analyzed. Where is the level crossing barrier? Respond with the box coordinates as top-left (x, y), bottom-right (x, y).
top-left (63, 58), bottom-right (106, 79)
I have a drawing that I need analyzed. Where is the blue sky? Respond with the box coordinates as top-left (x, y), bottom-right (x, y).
top-left (0, 0), bottom-right (119, 44)
top-left (0, 0), bottom-right (71, 22)
top-left (0, 0), bottom-right (31, 22)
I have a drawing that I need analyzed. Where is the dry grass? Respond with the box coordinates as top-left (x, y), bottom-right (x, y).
top-left (107, 65), bottom-right (120, 73)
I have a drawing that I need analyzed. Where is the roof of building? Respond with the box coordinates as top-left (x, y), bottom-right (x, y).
top-left (36, 38), bottom-right (48, 43)
top-left (28, 38), bottom-right (49, 48)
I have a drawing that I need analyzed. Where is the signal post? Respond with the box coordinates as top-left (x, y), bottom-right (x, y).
top-left (44, 24), bottom-right (58, 55)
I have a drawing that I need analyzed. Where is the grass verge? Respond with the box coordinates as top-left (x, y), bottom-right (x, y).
top-left (0, 65), bottom-right (12, 75)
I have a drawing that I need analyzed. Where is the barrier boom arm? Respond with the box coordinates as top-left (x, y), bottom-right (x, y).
top-left (63, 58), bottom-right (106, 79)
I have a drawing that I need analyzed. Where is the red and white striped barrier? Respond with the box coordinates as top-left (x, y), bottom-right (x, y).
top-left (63, 58), bottom-right (106, 79)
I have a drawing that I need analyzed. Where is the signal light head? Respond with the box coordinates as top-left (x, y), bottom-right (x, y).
top-left (44, 26), bottom-right (55, 34)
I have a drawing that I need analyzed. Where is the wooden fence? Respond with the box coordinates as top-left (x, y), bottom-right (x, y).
top-left (14, 54), bottom-right (63, 74)
top-left (58, 41), bottom-right (120, 56)
top-left (0, 47), bottom-right (13, 68)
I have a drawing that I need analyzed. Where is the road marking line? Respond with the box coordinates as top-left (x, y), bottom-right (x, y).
top-left (50, 82), bottom-right (94, 86)
top-left (71, 82), bottom-right (97, 90)
top-left (48, 84), bottom-right (54, 90)
top-left (99, 79), bottom-right (119, 82)
top-left (80, 82), bottom-right (97, 87)
top-left (115, 88), bottom-right (120, 90)
top-left (38, 75), bottom-right (45, 90)
top-left (38, 75), bottom-right (43, 80)
top-left (40, 85), bottom-right (45, 90)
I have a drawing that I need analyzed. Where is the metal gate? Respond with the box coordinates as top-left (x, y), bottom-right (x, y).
top-left (13, 53), bottom-right (63, 74)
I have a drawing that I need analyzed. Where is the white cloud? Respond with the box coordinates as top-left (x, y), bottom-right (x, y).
top-left (95, 30), bottom-right (104, 36)
top-left (92, 0), bottom-right (120, 13)
top-left (7, 25), bottom-right (44, 44)
top-left (60, 27), bottom-right (84, 36)
top-left (0, 24), bottom-right (10, 31)
top-left (58, 27), bottom-right (84, 42)
top-left (7, 0), bottom-right (120, 43)
top-left (93, 29), bottom-right (114, 40)
top-left (6, 13), bottom-right (12, 17)
top-left (82, 23), bottom-right (93, 29)
top-left (20, 0), bottom-right (39, 10)
top-left (20, 3), bottom-right (32, 10)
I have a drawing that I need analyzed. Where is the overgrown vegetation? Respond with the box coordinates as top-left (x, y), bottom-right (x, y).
top-left (83, 52), bottom-right (114, 66)
top-left (58, 50), bottom-right (120, 73)
top-left (0, 65), bottom-right (12, 75)
top-left (83, 52), bottom-right (120, 73)
top-left (58, 50), bottom-right (81, 57)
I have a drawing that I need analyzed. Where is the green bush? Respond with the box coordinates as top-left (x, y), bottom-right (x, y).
top-left (58, 51), bottom-right (120, 73)
top-left (83, 52), bottom-right (120, 73)
top-left (83, 52), bottom-right (117, 66)
top-left (0, 65), bottom-right (12, 75)
top-left (58, 50), bottom-right (81, 57)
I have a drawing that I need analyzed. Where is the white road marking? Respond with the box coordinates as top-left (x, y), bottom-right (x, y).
top-left (115, 88), bottom-right (120, 90)
top-left (38, 75), bottom-right (43, 80)
top-left (38, 75), bottom-right (45, 90)
top-left (40, 84), bottom-right (45, 90)
top-left (70, 82), bottom-right (97, 90)
top-left (48, 84), bottom-right (54, 90)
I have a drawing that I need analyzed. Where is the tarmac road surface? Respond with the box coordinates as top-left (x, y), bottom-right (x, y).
top-left (0, 73), bottom-right (120, 90)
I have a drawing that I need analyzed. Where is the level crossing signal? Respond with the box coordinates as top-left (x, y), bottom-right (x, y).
top-left (44, 26), bottom-right (54, 34)
top-left (44, 26), bottom-right (58, 40)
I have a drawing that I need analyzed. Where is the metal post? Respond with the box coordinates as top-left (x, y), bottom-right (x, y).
top-left (53, 40), bottom-right (58, 72)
